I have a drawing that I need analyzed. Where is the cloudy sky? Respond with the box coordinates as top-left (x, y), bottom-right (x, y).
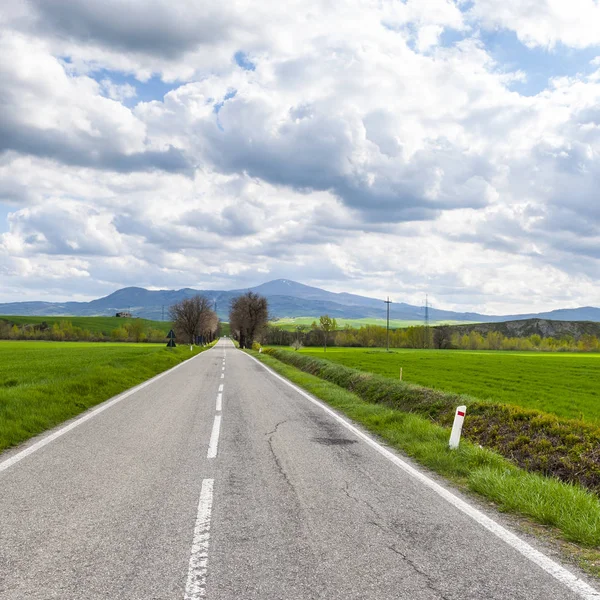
top-left (1, 0), bottom-right (599, 314)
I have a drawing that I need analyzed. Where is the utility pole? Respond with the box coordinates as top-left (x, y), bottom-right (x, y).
top-left (384, 297), bottom-right (392, 352)
top-left (424, 294), bottom-right (430, 349)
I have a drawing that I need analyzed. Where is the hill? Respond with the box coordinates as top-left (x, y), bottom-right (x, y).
top-left (0, 315), bottom-right (171, 336)
top-left (443, 318), bottom-right (600, 340)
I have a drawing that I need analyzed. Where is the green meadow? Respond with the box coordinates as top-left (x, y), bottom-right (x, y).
top-left (272, 316), bottom-right (471, 330)
top-left (0, 315), bottom-right (171, 336)
top-left (296, 347), bottom-right (600, 423)
top-left (0, 341), bottom-right (207, 453)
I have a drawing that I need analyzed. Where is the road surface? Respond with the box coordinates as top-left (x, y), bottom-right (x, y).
top-left (0, 339), bottom-right (598, 599)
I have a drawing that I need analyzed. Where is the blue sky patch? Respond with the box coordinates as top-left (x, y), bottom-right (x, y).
top-left (439, 28), bottom-right (468, 48)
top-left (214, 90), bottom-right (238, 131)
top-left (234, 51), bottom-right (256, 71)
top-left (481, 30), bottom-right (600, 96)
top-left (89, 69), bottom-right (181, 106)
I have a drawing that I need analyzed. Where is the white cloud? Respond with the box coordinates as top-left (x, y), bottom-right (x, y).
top-left (100, 79), bottom-right (137, 101)
top-left (0, 0), bottom-right (599, 312)
top-left (0, 30), bottom-right (189, 172)
top-left (470, 0), bottom-right (600, 49)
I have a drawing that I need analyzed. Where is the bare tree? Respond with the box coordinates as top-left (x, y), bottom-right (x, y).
top-left (200, 311), bottom-right (219, 344)
top-left (229, 292), bottom-right (269, 349)
top-left (169, 295), bottom-right (216, 345)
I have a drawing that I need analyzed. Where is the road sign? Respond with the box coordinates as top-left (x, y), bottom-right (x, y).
top-left (167, 339), bottom-right (176, 348)
top-left (166, 329), bottom-right (176, 348)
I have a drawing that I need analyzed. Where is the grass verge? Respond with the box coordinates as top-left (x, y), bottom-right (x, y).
top-left (265, 348), bottom-right (600, 497)
top-left (0, 342), bottom-right (212, 453)
top-left (249, 350), bottom-right (600, 553)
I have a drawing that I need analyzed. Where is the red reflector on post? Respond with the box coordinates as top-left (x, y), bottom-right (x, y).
top-left (457, 411), bottom-right (465, 417)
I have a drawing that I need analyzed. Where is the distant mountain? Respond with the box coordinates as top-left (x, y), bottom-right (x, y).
top-left (0, 278), bottom-right (598, 324)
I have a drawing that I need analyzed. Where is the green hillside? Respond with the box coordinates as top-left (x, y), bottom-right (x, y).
top-left (0, 315), bottom-right (172, 336)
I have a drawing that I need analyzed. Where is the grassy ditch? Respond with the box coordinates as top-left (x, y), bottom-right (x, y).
top-left (0, 341), bottom-right (211, 453)
top-left (296, 347), bottom-right (600, 423)
top-left (265, 348), bottom-right (600, 497)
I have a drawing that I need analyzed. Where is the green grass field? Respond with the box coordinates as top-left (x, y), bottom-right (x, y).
top-left (294, 347), bottom-right (600, 423)
top-left (0, 341), bottom-right (206, 453)
top-left (0, 315), bottom-right (172, 335)
top-left (271, 317), bottom-right (472, 330)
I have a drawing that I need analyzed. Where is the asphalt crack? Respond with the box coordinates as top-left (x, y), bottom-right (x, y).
top-left (343, 482), bottom-right (452, 599)
top-left (342, 481), bottom-right (384, 522)
top-left (265, 419), bottom-right (288, 438)
top-left (265, 420), bottom-right (294, 489)
top-left (387, 545), bottom-right (453, 600)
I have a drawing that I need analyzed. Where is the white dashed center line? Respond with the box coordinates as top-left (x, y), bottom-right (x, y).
top-left (183, 478), bottom-right (214, 600)
top-left (207, 415), bottom-right (222, 459)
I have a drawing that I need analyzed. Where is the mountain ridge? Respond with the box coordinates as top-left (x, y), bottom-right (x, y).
top-left (0, 279), bottom-right (598, 324)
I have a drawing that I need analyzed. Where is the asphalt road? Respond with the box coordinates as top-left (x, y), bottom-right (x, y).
top-left (1, 339), bottom-right (598, 599)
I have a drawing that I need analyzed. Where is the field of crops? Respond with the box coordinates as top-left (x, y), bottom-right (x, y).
top-left (296, 347), bottom-right (600, 423)
top-left (0, 341), bottom-right (205, 453)
top-left (272, 317), bottom-right (471, 330)
top-left (0, 315), bottom-right (171, 335)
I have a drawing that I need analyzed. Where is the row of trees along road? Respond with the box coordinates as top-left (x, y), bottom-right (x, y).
top-left (229, 291), bottom-right (269, 348)
top-left (169, 295), bottom-right (219, 345)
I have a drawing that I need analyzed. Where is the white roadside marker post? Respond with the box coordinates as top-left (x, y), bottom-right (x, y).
top-left (399, 367), bottom-right (403, 381)
top-left (449, 405), bottom-right (467, 450)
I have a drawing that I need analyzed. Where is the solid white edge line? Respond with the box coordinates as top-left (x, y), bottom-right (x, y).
top-left (207, 415), bottom-right (222, 459)
top-left (0, 347), bottom-right (212, 475)
top-left (215, 393), bottom-right (222, 412)
top-left (243, 351), bottom-right (600, 600)
top-left (184, 478), bottom-right (214, 600)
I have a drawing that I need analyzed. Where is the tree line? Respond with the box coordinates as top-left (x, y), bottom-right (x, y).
top-left (0, 319), bottom-right (168, 342)
top-left (261, 322), bottom-right (600, 352)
